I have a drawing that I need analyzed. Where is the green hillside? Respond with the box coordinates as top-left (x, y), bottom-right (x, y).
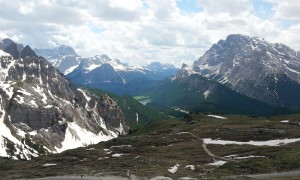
top-left (143, 74), bottom-right (292, 116)
top-left (83, 87), bottom-right (168, 129)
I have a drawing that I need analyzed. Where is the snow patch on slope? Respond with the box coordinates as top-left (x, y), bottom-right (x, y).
top-left (285, 66), bottom-right (300, 75)
top-left (203, 90), bottom-right (211, 100)
top-left (203, 138), bottom-right (300, 146)
top-left (55, 122), bottom-right (117, 153)
top-left (33, 85), bottom-right (47, 104)
top-left (0, 50), bottom-right (10, 56)
top-left (281, 120), bottom-right (289, 123)
top-left (64, 65), bottom-right (79, 75)
top-left (84, 64), bottom-right (101, 73)
top-left (207, 115), bottom-right (227, 119)
top-left (168, 164), bottom-right (180, 173)
top-left (209, 160), bottom-right (227, 166)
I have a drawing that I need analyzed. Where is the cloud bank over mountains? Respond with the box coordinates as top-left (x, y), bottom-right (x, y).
top-left (0, 0), bottom-right (299, 66)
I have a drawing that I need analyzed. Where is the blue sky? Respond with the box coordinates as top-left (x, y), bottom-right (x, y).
top-left (177, 0), bottom-right (203, 13)
top-left (251, 0), bottom-right (273, 19)
top-left (0, 0), bottom-right (299, 67)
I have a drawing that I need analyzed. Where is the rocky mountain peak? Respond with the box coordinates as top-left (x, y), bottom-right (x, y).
top-left (181, 63), bottom-right (189, 69)
top-left (57, 45), bottom-right (76, 56)
top-left (34, 45), bottom-right (77, 61)
top-left (0, 38), bottom-right (25, 60)
top-left (100, 54), bottom-right (111, 61)
top-left (0, 38), bottom-right (24, 57)
top-left (19, 45), bottom-right (37, 58)
top-left (182, 34), bottom-right (300, 110)
top-left (3, 42), bottom-right (19, 59)
top-left (0, 38), bottom-right (15, 47)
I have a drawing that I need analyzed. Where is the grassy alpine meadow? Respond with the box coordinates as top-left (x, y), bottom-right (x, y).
top-left (1, 113), bottom-right (300, 179)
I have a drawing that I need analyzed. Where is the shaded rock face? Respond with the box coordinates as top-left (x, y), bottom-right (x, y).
top-left (97, 95), bottom-right (129, 134)
top-left (0, 38), bottom-right (24, 59)
top-left (0, 40), bottom-right (129, 160)
top-left (4, 43), bottom-right (20, 59)
top-left (70, 63), bottom-right (124, 86)
top-left (19, 45), bottom-right (37, 58)
top-left (187, 34), bottom-right (300, 110)
top-left (9, 107), bottom-right (61, 130)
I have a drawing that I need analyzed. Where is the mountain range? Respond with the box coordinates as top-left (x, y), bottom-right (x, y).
top-left (34, 34), bottom-right (300, 115)
top-left (143, 34), bottom-right (300, 115)
top-left (35, 46), bottom-right (178, 95)
top-left (0, 39), bottom-right (130, 160)
top-left (2, 34), bottom-right (300, 160)
top-left (191, 34), bottom-right (300, 110)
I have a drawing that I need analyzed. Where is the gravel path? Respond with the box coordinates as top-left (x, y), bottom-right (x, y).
top-left (33, 175), bottom-right (130, 180)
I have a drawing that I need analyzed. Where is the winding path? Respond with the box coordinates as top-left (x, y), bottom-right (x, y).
top-left (184, 132), bottom-right (300, 179)
top-left (183, 132), bottom-right (234, 162)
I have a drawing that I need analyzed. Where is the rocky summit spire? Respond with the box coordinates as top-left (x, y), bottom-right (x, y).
top-left (19, 45), bottom-right (37, 58)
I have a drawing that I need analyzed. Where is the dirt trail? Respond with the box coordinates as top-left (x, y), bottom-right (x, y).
top-left (185, 132), bottom-right (300, 179)
top-left (186, 132), bottom-right (233, 162)
top-left (33, 174), bottom-right (140, 180)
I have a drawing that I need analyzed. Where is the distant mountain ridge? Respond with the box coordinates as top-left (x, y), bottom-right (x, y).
top-left (0, 39), bottom-right (129, 160)
top-left (34, 45), bottom-right (81, 74)
top-left (35, 46), bottom-right (178, 95)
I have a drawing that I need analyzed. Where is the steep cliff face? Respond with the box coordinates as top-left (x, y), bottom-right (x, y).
top-left (0, 39), bottom-right (129, 160)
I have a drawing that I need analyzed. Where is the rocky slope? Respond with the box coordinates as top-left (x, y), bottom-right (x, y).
top-left (0, 39), bottom-right (129, 160)
top-left (182, 34), bottom-right (300, 111)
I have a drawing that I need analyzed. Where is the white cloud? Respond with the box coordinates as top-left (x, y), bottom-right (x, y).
top-left (197, 0), bottom-right (252, 15)
top-left (0, 0), bottom-right (299, 67)
top-left (145, 0), bottom-right (179, 20)
top-left (109, 0), bottom-right (143, 11)
top-left (266, 0), bottom-right (300, 20)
